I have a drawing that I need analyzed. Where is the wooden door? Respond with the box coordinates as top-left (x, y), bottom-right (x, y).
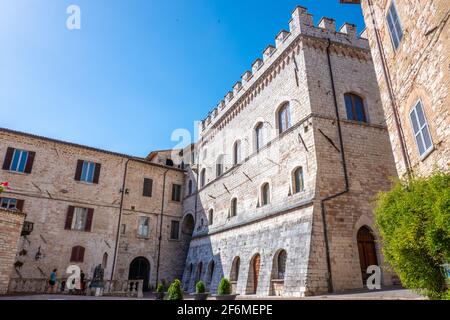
top-left (253, 254), bottom-right (261, 293)
top-left (357, 227), bottom-right (378, 283)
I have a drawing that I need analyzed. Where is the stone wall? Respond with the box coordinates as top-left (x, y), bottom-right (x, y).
top-left (360, 0), bottom-right (450, 177)
top-left (0, 208), bottom-right (25, 294)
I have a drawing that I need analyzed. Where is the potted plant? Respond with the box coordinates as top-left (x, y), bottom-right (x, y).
top-left (214, 278), bottom-right (238, 300)
top-left (167, 279), bottom-right (183, 300)
top-left (193, 281), bottom-right (209, 300)
top-left (154, 283), bottom-right (165, 300)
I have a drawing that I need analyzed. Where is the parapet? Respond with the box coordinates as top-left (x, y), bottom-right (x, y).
top-left (200, 6), bottom-right (369, 134)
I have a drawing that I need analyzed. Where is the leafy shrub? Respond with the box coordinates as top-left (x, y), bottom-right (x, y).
top-left (167, 279), bottom-right (183, 300)
top-left (217, 278), bottom-right (231, 295)
top-left (156, 283), bottom-right (164, 293)
top-left (375, 172), bottom-right (450, 299)
top-left (196, 281), bottom-right (205, 294)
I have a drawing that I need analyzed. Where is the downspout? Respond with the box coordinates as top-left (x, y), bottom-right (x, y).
top-left (319, 39), bottom-right (350, 293)
top-left (366, 0), bottom-right (411, 175)
top-left (155, 169), bottom-right (169, 287)
top-left (110, 158), bottom-right (130, 281)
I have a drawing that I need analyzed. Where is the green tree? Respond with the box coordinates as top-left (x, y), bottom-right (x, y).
top-left (196, 281), bottom-right (205, 294)
top-left (217, 278), bottom-right (231, 295)
top-left (166, 279), bottom-right (183, 300)
top-left (375, 171), bottom-right (450, 299)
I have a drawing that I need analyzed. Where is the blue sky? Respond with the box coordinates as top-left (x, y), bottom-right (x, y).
top-left (0, 0), bottom-right (365, 157)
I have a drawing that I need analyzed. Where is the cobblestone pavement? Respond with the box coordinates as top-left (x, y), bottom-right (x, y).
top-left (0, 286), bottom-right (425, 300)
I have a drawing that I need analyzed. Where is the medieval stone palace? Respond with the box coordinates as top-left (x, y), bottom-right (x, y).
top-left (1, 2), bottom-right (448, 297)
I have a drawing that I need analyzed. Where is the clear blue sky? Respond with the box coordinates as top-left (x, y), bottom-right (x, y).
top-left (0, 0), bottom-right (365, 157)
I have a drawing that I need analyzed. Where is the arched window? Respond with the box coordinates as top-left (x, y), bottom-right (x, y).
top-left (230, 257), bottom-right (240, 282)
top-left (208, 260), bottom-right (215, 284)
top-left (196, 262), bottom-right (203, 283)
top-left (200, 168), bottom-right (206, 188)
top-left (255, 123), bottom-right (264, 151)
top-left (233, 140), bottom-right (241, 165)
top-left (278, 103), bottom-right (291, 134)
top-left (230, 198), bottom-right (237, 217)
top-left (208, 209), bottom-right (214, 226)
top-left (261, 183), bottom-right (270, 206)
top-left (188, 179), bottom-right (193, 195)
top-left (166, 158), bottom-right (174, 166)
top-left (293, 167), bottom-right (304, 194)
top-left (70, 246), bottom-right (85, 263)
top-left (277, 250), bottom-right (287, 279)
top-left (216, 155), bottom-right (224, 177)
top-left (344, 93), bottom-right (367, 123)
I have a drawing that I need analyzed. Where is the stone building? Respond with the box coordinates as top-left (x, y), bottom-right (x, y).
top-left (0, 207), bottom-right (25, 294)
top-left (0, 128), bottom-right (191, 292)
top-left (341, 0), bottom-right (449, 177)
top-left (181, 6), bottom-right (399, 297)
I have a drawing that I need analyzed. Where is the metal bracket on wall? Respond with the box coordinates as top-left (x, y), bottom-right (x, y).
top-left (318, 128), bottom-right (340, 153)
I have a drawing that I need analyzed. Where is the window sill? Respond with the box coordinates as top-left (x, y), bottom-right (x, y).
top-left (75, 180), bottom-right (96, 186)
top-left (3, 170), bottom-right (29, 175)
top-left (136, 235), bottom-right (151, 240)
top-left (419, 146), bottom-right (435, 162)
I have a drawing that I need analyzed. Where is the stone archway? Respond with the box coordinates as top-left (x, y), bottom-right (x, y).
top-left (128, 257), bottom-right (151, 292)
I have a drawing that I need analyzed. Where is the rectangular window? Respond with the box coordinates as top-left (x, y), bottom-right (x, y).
top-left (386, 0), bottom-right (403, 50)
top-left (75, 160), bottom-right (101, 184)
top-left (2, 148), bottom-right (36, 174)
top-left (65, 206), bottom-right (93, 232)
top-left (138, 217), bottom-right (150, 237)
top-left (0, 197), bottom-right (17, 209)
top-left (410, 100), bottom-right (433, 157)
top-left (72, 207), bottom-right (88, 231)
top-left (170, 220), bottom-right (180, 240)
top-left (143, 178), bottom-right (153, 197)
top-left (172, 184), bottom-right (182, 202)
top-left (0, 197), bottom-right (24, 211)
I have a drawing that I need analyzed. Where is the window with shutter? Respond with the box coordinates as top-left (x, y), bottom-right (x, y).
top-left (70, 246), bottom-right (85, 262)
top-left (143, 178), bottom-right (153, 197)
top-left (0, 197), bottom-right (18, 210)
top-left (410, 100), bottom-right (433, 157)
top-left (76, 160), bottom-right (99, 183)
top-left (3, 148), bottom-right (34, 173)
top-left (172, 184), bottom-right (181, 202)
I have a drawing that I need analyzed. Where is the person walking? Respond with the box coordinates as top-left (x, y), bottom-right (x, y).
top-left (48, 269), bottom-right (57, 294)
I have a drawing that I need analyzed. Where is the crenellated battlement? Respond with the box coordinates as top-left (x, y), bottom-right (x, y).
top-left (200, 6), bottom-right (370, 134)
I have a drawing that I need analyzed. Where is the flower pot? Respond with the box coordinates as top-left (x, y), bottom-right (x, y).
top-left (154, 292), bottom-right (165, 300)
top-left (193, 293), bottom-right (209, 300)
top-left (214, 294), bottom-right (238, 301)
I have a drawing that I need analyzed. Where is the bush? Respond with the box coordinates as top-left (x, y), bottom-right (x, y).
top-left (217, 278), bottom-right (231, 295)
top-left (195, 281), bottom-right (205, 294)
top-left (156, 283), bottom-right (164, 293)
top-left (375, 172), bottom-right (450, 299)
top-left (167, 279), bottom-right (183, 300)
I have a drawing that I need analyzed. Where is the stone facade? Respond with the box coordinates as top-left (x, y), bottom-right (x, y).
top-left (0, 208), bottom-right (25, 294)
top-left (0, 128), bottom-right (189, 292)
top-left (358, 0), bottom-right (450, 177)
top-left (181, 6), bottom-right (398, 297)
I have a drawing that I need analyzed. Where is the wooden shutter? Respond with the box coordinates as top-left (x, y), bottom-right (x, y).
top-left (2, 147), bottom-right (14, 170)
top-left (24, 151), bottom-right (35, 173)
top-left (74, 160), bottom-right (83, 181)
top-left (85, 208), bottom-right (94, 232)
top-left (70, 247), bottom-right (77, 262)
top-left (65, 206), bottom-right (75, 230)
top-left (93, 163), bottom-right (101, 184)
top-left (143, 178), bottom-right (153, 197)
top-left (78, 246), bottom-right (85, 262)
top-left (16, 199), bottom-right (24, 212)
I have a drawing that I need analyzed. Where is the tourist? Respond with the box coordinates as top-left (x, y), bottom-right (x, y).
top-left (48, 269), bottom-right (57, 293)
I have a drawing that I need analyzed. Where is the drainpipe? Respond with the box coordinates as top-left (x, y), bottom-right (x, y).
top-left (155, 169), bottom-right (170, 287)
top-left (319, 39), bottom-right (351, 293)
top-left (110, 158), bottom-right (130, 281)
top-left (366, 0), bottom-right (411, 175)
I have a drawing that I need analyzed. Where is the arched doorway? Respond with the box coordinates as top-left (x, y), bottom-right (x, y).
top-left (182, 214), bottom-right (195, 236)
top-left (357, 226), bottom-right (378, 283)
top-left (246, 254), bottom-right (261, 294)
top-left (128, 257), bottom-right (151, 292)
